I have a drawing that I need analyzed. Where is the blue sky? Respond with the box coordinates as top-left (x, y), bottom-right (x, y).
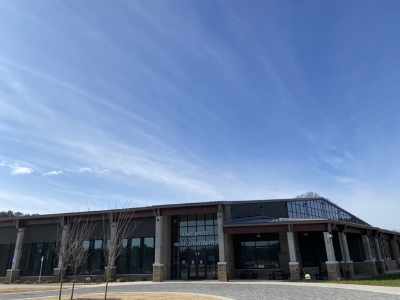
top-left (0, 0), bottom-right (399, 230)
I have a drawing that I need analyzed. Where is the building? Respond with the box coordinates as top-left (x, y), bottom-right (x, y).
top-left (1, 197), bottom-right (400, 283)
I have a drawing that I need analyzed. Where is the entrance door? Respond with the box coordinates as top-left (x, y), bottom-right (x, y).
top-left (186, 248), bottom-right (206, 280)
top-left (177, 247), bottom-right (212, 280)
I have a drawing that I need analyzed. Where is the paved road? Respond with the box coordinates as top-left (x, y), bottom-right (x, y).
top-left (2, 281), bottom-right (400, 300)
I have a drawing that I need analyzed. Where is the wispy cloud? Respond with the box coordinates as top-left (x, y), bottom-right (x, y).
top-left (0, 160), bottom-right (35, 176)
top-left (11, 166), bottom-right (34, 175)
top-left (43, 170), bottom-right (63, 176)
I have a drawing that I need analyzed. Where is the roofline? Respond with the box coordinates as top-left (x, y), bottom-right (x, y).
top-left (1, 197), bottom-right (398, 235)
top-left (224, 219), bottom-right (400, 235)
top-left (0, 197), bottom-right (374, 227)
top-left (0, 197), bottom-right (318, 222)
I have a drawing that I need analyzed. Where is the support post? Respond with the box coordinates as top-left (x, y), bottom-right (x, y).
top-left (338, 232), bottom-right (354, 278)
top-left (54, 224), bottom-right (69, 279)
top-left (217, 205), bottom-right (229, 281)
top-left (152, 214), bottom-right (170, 281)
top-left (6, 227), bottom-right (25, 283)
top-left (362, 235), bottom-right (378, 276)
top-left (287, 231), bottom-right (300, 280)
top-left (374, 235), bottom-right (385, 274)
top-left (323, 232), bottom-right (340, 280)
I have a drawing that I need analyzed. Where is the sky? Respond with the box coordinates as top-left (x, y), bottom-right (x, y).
top-left (0, 1), bottom-right (399, 230)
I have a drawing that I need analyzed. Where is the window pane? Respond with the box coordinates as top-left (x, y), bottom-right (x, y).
top-left (94, 240), bottom-right (103, 249)
top-left (142, 237), bottom-right (155, 273)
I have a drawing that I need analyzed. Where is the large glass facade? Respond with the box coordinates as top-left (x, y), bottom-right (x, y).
top-left (20, 242), bottom-right (57, 276)
top-left (0, 243), bottom-right (14, 276)
top-left (234, 234), bottom-right (280, 270)
top-left (116, 237), bottom-right (154, 274)
top-left (287, 199), bottom-right (367, 225)
top-left (171, 214), bottom-right (218, 280)
top-left (79, 239), bottom-right (106, 275)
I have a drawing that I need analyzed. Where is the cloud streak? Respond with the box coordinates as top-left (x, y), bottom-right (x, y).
top-left (43, 170), bottom-right (63, 176)
top-left (11, 166), bottom-right (34, 175)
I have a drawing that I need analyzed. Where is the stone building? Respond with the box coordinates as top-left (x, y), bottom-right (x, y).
top-left (0, 197), bottom-right (399, 283)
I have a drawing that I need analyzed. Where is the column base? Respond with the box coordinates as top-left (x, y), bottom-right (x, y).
top-left (340, 261), bottom-right (354, 279)
top-left (6, 269), bottom-right (20, 283)
top-left (364, 260), bottom-right (378, 276)
top-left (217, 262), bottom-right (229, 281)
top-left (326, 261), bottom-right (341, 280)
top-left (53, 267), bottom-right (65, 281)
top-left (289, 262), bottom-right (301, 281)
top-left (152, 263), bottom-right (165, 282)
top-left (376, 260), bottom-right (386, 274)
top-left (105, 266), bottom-right (117, 282)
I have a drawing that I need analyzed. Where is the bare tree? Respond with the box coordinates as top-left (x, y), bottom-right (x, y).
top-left (103, 210), bottom-right (136, 299)
top-left (57, 217), bottom-right (95, 300)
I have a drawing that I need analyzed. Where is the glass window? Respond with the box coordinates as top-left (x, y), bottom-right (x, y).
top-left (142, 237), bottom-right (155, 273)
top-left (171, 214), bottom-right (218, 280)
top-left (94, 240), bottom-right (103, 249)
top-left (236, 234), bottom-right (280, 269)
top-left (287, 199), bottom-right (366, 225)
top-left (188, 216), bottom-right (197, 226)
top-left (0, 244), bottom-right (14, 276)
top-left (116, 237), bottom-right (155, 274)
top-left (20, 242), bottom-right (57, 276)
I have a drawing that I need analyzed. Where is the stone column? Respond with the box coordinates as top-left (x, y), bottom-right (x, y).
top-left (287, 231), bottom-right (300, 280)
top-left (323, 232), bottom-right (340, 280)
top-left (105, 221), bottom-right (117, 281)
top-left (54, 224), bottom-right (69, 279)
top-left (390, 237), bottom-right (400, 267)
top-left (153, 215), bottom-right (171, 281)
top-left (362, 235), bottom-right (378, 276)
top-left (338, 232), bottom-right (354, 278)
top-left (217, 205), bottom-right (229, 281)
top-left (374, 236), bottom-right (385, 274)
top-left (6, 227), bottom-right (25, 283)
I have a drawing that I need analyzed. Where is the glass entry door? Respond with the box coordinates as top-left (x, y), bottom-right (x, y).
top-left (172, 214), bottom-right (219, 280)
top-left (178, 246), bottom-right (215, 280)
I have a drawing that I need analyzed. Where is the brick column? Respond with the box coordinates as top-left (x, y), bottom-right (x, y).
top-left (54, 224), bottom-right (69, 279)
top-left (217, 205), bottom-right (229, 281)
top-left (323, 232), bottom-right (340, 280)
top-left (287, 231), bottom-right (300, 280)
top-left (153, 215), bottom-right (171, 281)
top-left (362, 235), bottom-right (378, 276)
top-left (6, 227), bottom-right (25, 283)
top-left (374, 235), bottom-right (385, 274)
top-left (338, 232), bottom-right (354, 278)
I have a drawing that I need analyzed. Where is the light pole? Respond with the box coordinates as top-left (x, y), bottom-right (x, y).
top-left (38, 256), bottom-right (44, 283)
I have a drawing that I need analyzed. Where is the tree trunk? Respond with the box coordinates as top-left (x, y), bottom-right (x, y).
top-left (58, 273), bottom-right (63, 300)
top-left (70, 279), bottom-right (76, 300)
top-left (104, 280), bottom-right (109, 300)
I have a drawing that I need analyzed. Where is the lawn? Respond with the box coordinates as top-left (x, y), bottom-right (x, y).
top-left (333, 274), bottom-right (400, 287)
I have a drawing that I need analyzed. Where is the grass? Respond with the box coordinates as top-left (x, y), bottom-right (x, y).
top-left (332, 274), bottom-right (400, 287)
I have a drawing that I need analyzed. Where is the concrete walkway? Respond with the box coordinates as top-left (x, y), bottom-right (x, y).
top-left (1, 281), bottom-right (400, 300)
